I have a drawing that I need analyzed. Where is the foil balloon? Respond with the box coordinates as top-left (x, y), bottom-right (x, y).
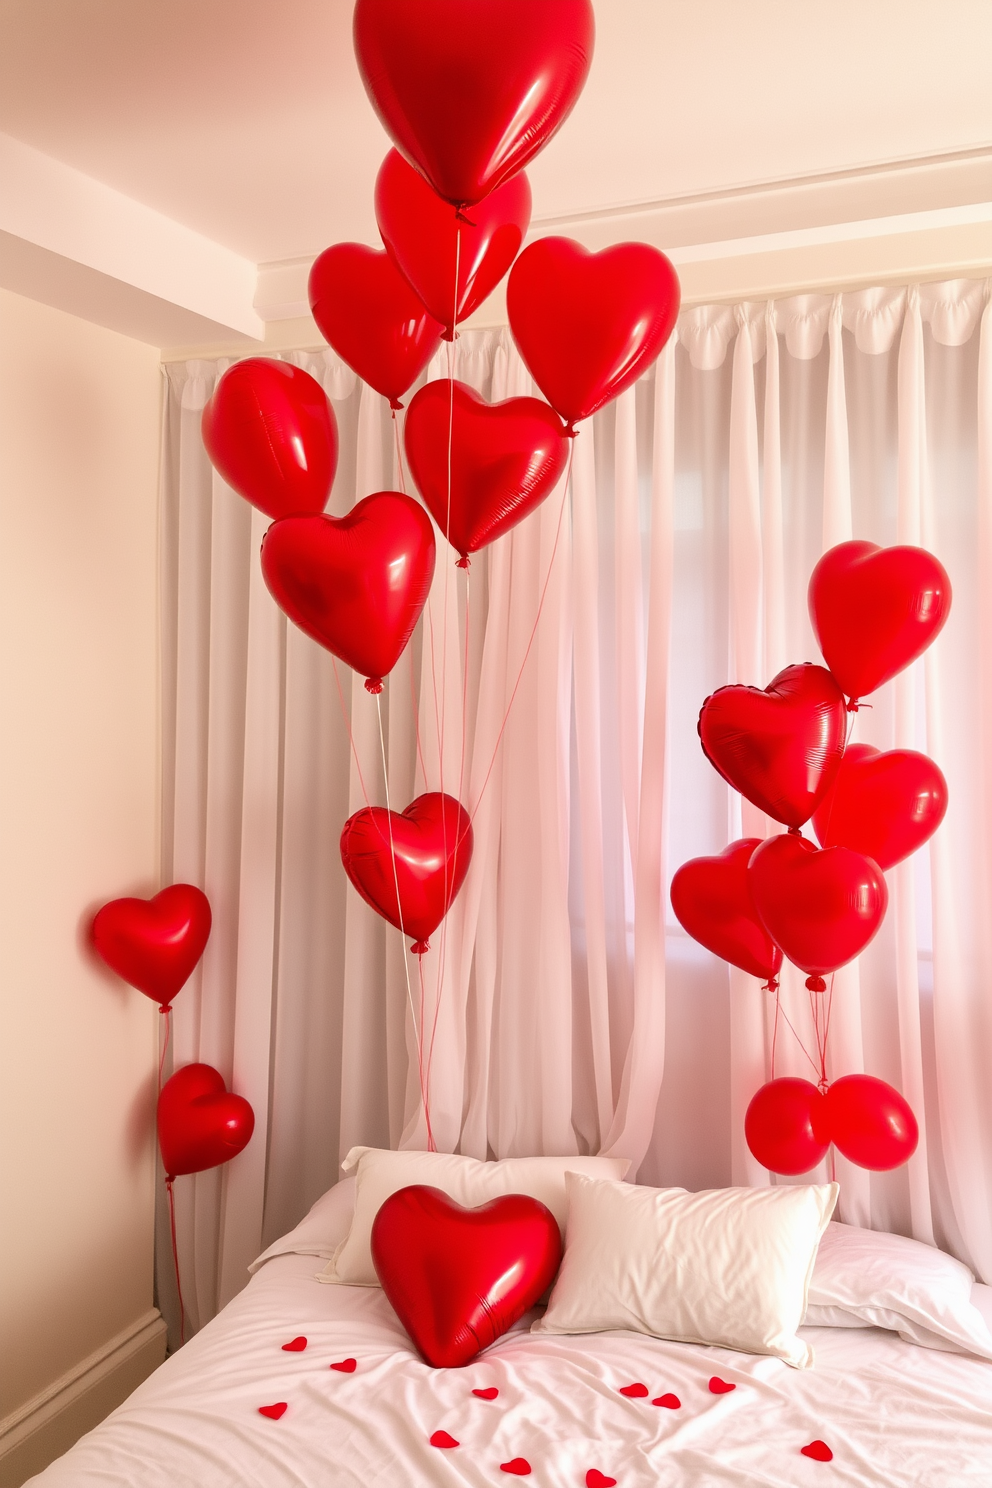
top-left (507, 237), bottom-right (680, 428)
top-left (371, 1185), bottom-right (562, 1367)
top-left (824, 1074), bottom-right (919, 1171)
top-left (375, 149), bottom-right (531, 336)
top-left (697, 664), bottom-right (847, 829)
top-left (669, 839), bottom-right (782, 983)
top-left (92, 885), bottom-right (211, 1009)
top-left (340, 792), bottom-right (472, 952)
top-left (308, 245), bottom-right (443, 409)
top-left (200, 359), bottom-right (338, 520)
top-left (354, 0), bottom-right (594, 206)
top-left (157, 1063), bottom-right (255, 1179)
top-left (808, 540), bottom-right (952, 702)
top-left (812, 743), bottom-right (948, 870)
top-left (748, 834), bottom-right (888, 979)
top-left (744, 1078), bottom-right (830, 1176)
top-left (403, 379), bottom-right (569, 560)
top-left (261, 494), bottom-right (435, 691)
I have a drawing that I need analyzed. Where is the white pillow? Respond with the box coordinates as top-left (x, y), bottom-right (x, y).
top-left (248, 1177), bottom-right (357, 1274)
top-left (534, 1174), bottom-right (838, 1368)
top-left (805, 1221), bottom-right (992, 1360)
top-left (319, 1147), bottom-right (631, 1287)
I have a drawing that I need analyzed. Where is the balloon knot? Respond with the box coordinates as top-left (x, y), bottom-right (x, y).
top-left (159, 1003), bottom-right (172, 1014)
top-left (165, 1174), bottom-right (175, 1188)
top-left (565, 422), bottom-right (579, 439)
top-left (818, 1078), bottom-right (830, 1095)
top-left (846, 699), bottom-right (860, 712)
top-left (763, 978), bottom-right (779, 993)
top-left (411, 938), bottom-right (430, 956)
top-left (806, 975), bottom-right (827, 993)
top-left (454, 206), bottom-right (476, 226)
top-left (389, 398), bottom-right (404, 412)
top-left (787, 825), bottom-right (802, 836)
top-left (456, 555), bottom-right (471, 570)
top-left (364, 677), bottom-right (384, 695)
top-left (442, 327), bottom-right (457, 342)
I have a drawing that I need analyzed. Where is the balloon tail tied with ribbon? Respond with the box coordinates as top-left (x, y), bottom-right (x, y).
top-left (806, 975), bottom-right (827, 993)
top-left (456, 554), bottom-right (471, 569)
top-left (165, 1176), bottom-right (187, 1347)
top-left (389, 397), bottom-right (404, 412)
top-left (411, 938), bottom-right (430, 956)
top-left (787, 825), bottom-right (802, 836)
top-left (365, 676), bottom-right (384, 695)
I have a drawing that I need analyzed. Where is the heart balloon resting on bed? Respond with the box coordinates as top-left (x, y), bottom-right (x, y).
top-left (698, 663), bottom-right (847, 829)
top-left (261, 494), bottom-right (436, 689)
top-left (748, 834), bottom-right (888, 978)
top-left (354, 0), bottom-right (594, 206)
top-left (92, 885), bottom-right (211, 1009)
top-left (371, 1185), bottom-right (562, 1367)
top-left (507, 237), bottom-right (680, 427)
top-left (808, 540), bottom-right (951, 702)
top-left (375, 150), bottom-right (531, 335)
top-left (669, 838), bottom-right (782, 983)
top-left (157, 1063), bottom-right (254, 1179)
top-left (404, 379), bottom-right (569, 559)
top-left (811, 743), bottom-right (947, 870)
top-left (340, 792), bottom-right (472, 951)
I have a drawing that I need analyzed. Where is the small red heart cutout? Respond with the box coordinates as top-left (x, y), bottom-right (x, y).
top-left (258, 1402), bottom-right (287, 1420)
top-left (586, 1472), bottom-right (617, 1488)
top-left (330, 1358), bottom-right (357, 1373)
top-left (500, 1461), bottom-right (531, 1476)
top-left (281, 1336), bottom-right (307, 1352)
top-left (619, 1382), bottom-right (649, 1398)
top-left (801, 1440), bottom-right (834, 1462)
top-left (653, 1393), bottom-right (681, 1409)
top-left (472, 1387), bottom-right (499, 1400)
top-left (430, 1431), bottom-right (459, 1448)
top-left (708, 1377), bottom-right (736, 1394)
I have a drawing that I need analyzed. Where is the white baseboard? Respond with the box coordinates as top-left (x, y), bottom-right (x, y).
top-left (0, 1308), bottom-right (168, 1488)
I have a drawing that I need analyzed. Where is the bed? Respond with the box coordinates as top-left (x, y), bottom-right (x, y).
top-left (29, 1175), bottom-right (992, 1488)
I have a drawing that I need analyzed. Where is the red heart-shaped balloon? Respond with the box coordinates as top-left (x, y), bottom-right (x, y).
top-left (811, 743), bottom-right (947, 870)
top-left (404, 379), bottom-right (569, 560)
top-left (92, 885), bottom-right (211, 1009)
top-left (748, 834), bottom-right (888, 978)
top-left (808, 540), bottom-right (951, 702)
top-left (670, 839), bottom-right (782, 983)
top-left (157, 1063), bottom-right (254, 1179)
top-left (308, 245), bottom-right (443, 409)
top-left (507, 238), bottom-right (680, 428)
top-left (745, 1078), bottom-right (831, 1175)
top-left (354, 0), bottom-right (594, 206)
top-left (340, 792), bottom-right (473, 951)
top-left (371, 1185), bottom-right (561, 1368)
top-left (698, 664), bottom-right (847, 829)
top-left (376, 150), bottom-right (531, 336)
top-left (261, 494), bottom-right (435, 689)
top-left (200, 359), bottom-right (338, 520)
top-left (825, 1074), bottom-right (918, 1171)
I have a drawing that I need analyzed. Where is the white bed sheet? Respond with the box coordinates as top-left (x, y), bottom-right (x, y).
top-left (30, 1252), bottom-right (992, 1487)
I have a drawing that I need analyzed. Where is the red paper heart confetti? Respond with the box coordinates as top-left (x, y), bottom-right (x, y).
top-left (586, 1472), bottom-right (617, 1488)
top-left (801, 1440), bottom-right (834, 1462)
top-left (281, 1336), bottom-right (307, 1352)
top-left (330, 1358), bottom-right (357, 1373)
top-left (258, 1402), bottom-right (287, 1420)
top-left (708, 1377), bottom-right (736, 1394)
top-left (653, 1393), bottom-right (681, 1409)
top-left (473, 1387), bottom-right (499, 1400)
top-left (500, 1461), bottom-right (531, 1476)
top-left (619, 1382), bottom-right (649, 1398)
top-left (430, 1431), bottom-right (459, 1449)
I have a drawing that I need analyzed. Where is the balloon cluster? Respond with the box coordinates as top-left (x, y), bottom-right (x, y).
top-left (672, 539), bottom-right (951, 1174)
top-left (197, 0), bottom-right (681, 966)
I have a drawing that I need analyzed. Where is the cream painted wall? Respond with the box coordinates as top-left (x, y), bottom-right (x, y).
top-left (0, 288), bottom-right (161, 1418)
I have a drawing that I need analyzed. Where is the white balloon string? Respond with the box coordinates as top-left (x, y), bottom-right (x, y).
top-left (330, 657), bottom-right (372, 809)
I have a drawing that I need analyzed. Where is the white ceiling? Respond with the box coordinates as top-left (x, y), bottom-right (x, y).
top-left (1, 0), bottom-right (991, 266)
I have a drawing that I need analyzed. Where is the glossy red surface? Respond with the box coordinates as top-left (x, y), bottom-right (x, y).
top-left (669, 838), bottom-right (782, 983)
top-left (825, 1074), bottom-right (919, 1171)
top-left (91, 884), bottom-right (211, 1008)
top-left (157, 1063), bottom-right (254, 1179)
top-left (748, 834), bottom-right (888, 978)
top-left (745, 1077), bottom-right (830, 1175)
top-left (812, 742), bottom-right (947, 869)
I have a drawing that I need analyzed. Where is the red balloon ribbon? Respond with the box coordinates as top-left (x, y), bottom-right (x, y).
top-left (260, 493), bottom-right (436, 690)
top-left (404, 379), bottom-right (569, 560)
top-left (507, 237), bottom-right (680, 428)
top-left (200, 359), bottom-right (338, 520)
top-left (308, 245), bottom-right (443, 409)
top-left (371, 1185), bottom-right (562, 1367)
top-left (748, 834), bottom-right (888, 979)
top-left (376, 150), bottom-right (531, 336)
top-left (698, 663), bottom-right (847, 829)
top-left (354, 0), bottom-right (594, 207)
top-left (340, 792), bottom-right (472, 951)
top-left (812, 743), bottom-right (948, 870)
top-left (157, 1063), bottom-right (255, 1179)
top-left (669, 839), bottom-right (782, 984)
top-left (808, 540), bottom-right (951, 703)
top-left (92, 885), bottom-right (211, 1009)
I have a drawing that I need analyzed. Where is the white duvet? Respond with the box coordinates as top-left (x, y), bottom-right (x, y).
top-left (30, 1251), bottom-right (992, 1487)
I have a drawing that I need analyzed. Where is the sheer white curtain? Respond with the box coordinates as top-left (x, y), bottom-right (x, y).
top-left (156, 278), bottom-right (992, 1344)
